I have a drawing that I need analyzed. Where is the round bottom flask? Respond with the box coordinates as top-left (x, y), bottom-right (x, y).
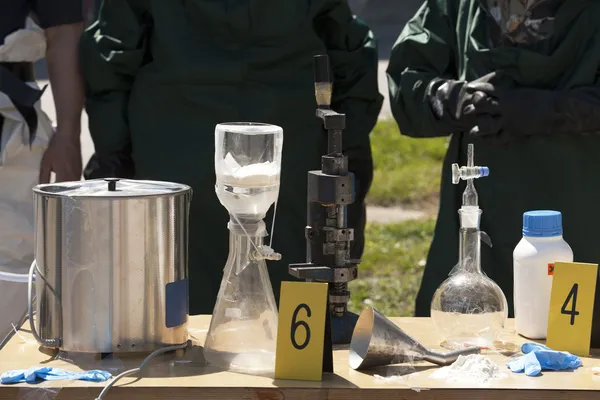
top-left (431, 270), bottom-right (508, 350)
top-left (433, 144), bottom-right (509, 350)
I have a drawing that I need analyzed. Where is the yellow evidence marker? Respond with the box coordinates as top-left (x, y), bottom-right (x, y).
top-left (546, 261), bottom-right (598, 357)
top-left (274, 281), bottom-right (332, 381)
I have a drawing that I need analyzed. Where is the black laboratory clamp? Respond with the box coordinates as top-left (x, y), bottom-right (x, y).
top-left (288, 54), bottom-right (360, 345)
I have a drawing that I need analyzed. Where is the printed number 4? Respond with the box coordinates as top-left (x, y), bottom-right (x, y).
top-left (291, 303), bottom-right (311, 350)
top-left (561, 283), bottom-right (580, 326)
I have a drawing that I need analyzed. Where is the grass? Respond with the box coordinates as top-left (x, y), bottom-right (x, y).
top-left (348, 119), bottom-right (446, 316)
top-left (349, 218), bottom-right (436, 317)
top-left (367, 119), bottom-right (448, 208)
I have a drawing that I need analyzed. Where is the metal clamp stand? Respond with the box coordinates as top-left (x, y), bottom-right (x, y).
top-left (289, 55), bottom-right (360, 345)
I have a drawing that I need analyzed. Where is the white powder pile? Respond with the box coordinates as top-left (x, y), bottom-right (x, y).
top-left (430, 354), bottom-right (506, 384)
top-left (220, 153), bottom-right (280, 186)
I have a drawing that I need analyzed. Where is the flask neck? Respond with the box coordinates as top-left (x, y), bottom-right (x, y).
top-left (462, 180), bottom-right (478, 207)
top-left (228, 225), bottom-right (265, 250)
top-left (225, 216), bottom-right (267, 274)
top-left (458, 227), bottom-right (481, 274)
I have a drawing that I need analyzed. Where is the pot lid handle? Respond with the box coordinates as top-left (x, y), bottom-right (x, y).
top-left (104, 178), bottom-right (120, 192)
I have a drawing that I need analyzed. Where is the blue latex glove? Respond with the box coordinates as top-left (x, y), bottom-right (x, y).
top-left (1, 367), bottom-right (112, 384)
top-left (506, 343), bottom-right (582, 377)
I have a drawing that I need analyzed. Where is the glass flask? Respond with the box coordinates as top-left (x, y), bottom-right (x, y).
top-left (204, 122), bottom-right (283, 376)
top-left (431, 144), bottom-right (508, 350)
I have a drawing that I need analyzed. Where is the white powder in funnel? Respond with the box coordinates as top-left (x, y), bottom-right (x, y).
top-left (220, 153), bottom-right (280, 186)
top-left (430, 354), bottom-right (506, 384)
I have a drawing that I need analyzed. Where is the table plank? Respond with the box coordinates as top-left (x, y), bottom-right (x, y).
top-left (1, 316), bottom-right (599, 399)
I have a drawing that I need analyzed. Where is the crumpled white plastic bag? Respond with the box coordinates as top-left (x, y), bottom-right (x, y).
top-left (0, 17), bottom-right (53, 348)
top-left (0, 17), bottom-right (53, 275)
top-left (0, 17), bottom-right (46, 63)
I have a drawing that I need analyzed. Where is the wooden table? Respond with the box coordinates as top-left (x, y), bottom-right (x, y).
top-left (1, 316), bottom-right (599, 399)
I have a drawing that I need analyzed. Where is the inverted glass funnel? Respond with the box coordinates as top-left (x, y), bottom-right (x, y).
top-left (206, 122), bottom-right (283, 377)
top-left (215, 122), bottom-right (283, 219)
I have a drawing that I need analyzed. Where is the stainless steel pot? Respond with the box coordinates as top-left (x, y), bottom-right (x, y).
top-left (32, 178), bottom-right (192, 353)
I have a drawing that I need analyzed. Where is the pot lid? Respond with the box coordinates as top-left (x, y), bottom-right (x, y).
top-left (33, 178), bottom-right (191, 198)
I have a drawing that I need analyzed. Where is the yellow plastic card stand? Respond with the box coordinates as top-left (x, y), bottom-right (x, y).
top-left (547, 262), bottom-right (598, 357)
top-left (274, 281), bottom-right (333, 381)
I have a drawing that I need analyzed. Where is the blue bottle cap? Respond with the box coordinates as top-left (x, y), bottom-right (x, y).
top-left (523, 210), bottom-right (563, 237)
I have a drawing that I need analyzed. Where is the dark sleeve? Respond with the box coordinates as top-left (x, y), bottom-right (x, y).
top-left (313, 0), bottom-right (384, 150)
top-left (30, 0), bottom-right (83, 29)
top-left (561, 81), bottom-right (600, 135)
top-left (517, 86), bottom-right (600, 136)
top-left (79, 0), bottom-right (150, 160)
top-left (515, 11), bottom-right (600, 137)
top-left (386, 0), bottom-right (459, 138)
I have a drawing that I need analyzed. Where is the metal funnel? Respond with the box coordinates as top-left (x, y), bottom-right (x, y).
top-left (349, 307), bottom-right (480, 370)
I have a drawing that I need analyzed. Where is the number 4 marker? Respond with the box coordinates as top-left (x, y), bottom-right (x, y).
top-left (547, 262), bottom-right (598, 357)
top-left (560, 284), bottom-right (580, 326)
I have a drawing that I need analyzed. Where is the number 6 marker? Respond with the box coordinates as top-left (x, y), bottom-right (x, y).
top-left (291, 304), bottom-right (312, 350)
top-left (274, 282), bottom-right (333, 381)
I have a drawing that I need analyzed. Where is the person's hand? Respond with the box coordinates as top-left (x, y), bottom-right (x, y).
top-left (83, 151), bottom-right (136, 180)
top-left (466, 80), bottom-right (558, 140)
top-left (427, 77), bottom-right (500, 134)
top-left (39, 130), bottom-right (82, 183)
top-left (463, 80), bottom-right (504, 138)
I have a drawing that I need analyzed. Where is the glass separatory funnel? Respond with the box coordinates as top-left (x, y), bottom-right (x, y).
top-left (431, 144), bottom-right (508, 350)
top-left (203, 122), bottom-right (283, 376)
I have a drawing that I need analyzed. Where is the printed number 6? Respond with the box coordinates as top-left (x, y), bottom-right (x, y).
top-left (291, 303), bottom-right (311, 350)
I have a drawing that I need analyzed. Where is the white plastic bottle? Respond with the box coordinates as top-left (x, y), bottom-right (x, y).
top-left (513, 210), bottom-right (573, 339)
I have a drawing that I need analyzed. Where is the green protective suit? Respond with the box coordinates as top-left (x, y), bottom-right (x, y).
top-left (387, 0), bottom-right (600, 323)
top-left (80, 0), bottom-right (383, 315)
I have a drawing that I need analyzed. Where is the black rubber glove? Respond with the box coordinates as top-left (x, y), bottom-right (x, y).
top-left (463, 69), bottom-right (600, 140)
top-left (465, 80), bottom-right (555, 139)
top-left (84, 151), bottom-right (136, 180)
top-left (427, 77), bottom-right (500, 134)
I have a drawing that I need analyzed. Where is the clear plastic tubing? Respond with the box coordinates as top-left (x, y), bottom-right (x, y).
top-left (0, 269), bottom-right (33, 283)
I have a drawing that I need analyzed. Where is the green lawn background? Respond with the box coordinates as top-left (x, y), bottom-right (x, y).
top-left (349, 120), bottom-right (448, 316)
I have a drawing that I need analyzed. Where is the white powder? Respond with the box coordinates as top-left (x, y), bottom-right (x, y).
top-left (374, 374), bottom-right (405, 384)
top-left (373, 374), bottom-right (429, 392)
top-left (221, 153), bottom-right (280, 184)
top-left (430, 354), bottom-right (506, 384)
